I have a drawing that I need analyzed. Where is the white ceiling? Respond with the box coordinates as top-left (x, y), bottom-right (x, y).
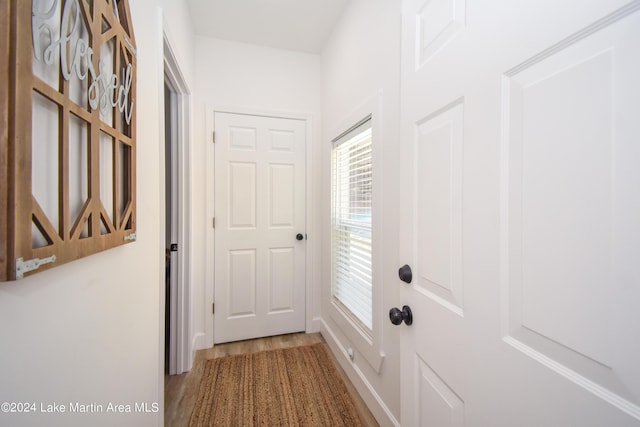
top-left (186, 0), bottom-right (350, 54)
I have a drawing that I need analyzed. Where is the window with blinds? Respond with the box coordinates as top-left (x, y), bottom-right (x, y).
top-left (331, 117), bottom-right (373, 334)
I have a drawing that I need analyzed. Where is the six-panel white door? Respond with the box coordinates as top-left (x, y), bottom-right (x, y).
top-left (399, 0), bottom-right (640, 425)
top-left (214, 112), bottom-right (306, 344)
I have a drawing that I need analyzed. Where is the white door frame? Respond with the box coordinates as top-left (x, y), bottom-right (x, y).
top-left (162, 34), bottom-right (192, 374)
top-left (204, 105), bottom-right (315, 348)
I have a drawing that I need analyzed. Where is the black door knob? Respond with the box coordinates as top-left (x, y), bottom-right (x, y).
top-left (398, 265), bottom-right (412, 284)
top-left (296, 233), bottom-right (304, 241)
top-left (389, 305), bottom-right (413, 326)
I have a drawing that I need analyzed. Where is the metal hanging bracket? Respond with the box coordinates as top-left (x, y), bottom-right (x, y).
top-left (16, 255), bottom-right (57, 279)
top-left (124, 232), bottom-right (137, 241)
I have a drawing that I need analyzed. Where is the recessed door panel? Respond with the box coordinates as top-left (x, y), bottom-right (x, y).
top-left (229, 126), bottom-right (257, 151)
top-left (269, 248), bottom-right (295, 313)
top-left (269, 164), bottom-right (295, 228)
top-left (521, 51), bottom-right (613, 365)
top-left (228, 249), bottom-right (256, 318)
top-left (416, 101), bottom-right (464, 315)
top-left (269, 129), bottom-right (295, 152)
top-left (416, 0), bottom-right (466, 67)
top-left (228, 162), bottom-right (256, 229)
top-left (416, 356), bottom-right (464, 426)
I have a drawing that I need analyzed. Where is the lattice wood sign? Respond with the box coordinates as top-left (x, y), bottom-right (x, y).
top-left (0, 0), bottom-right (137, 281)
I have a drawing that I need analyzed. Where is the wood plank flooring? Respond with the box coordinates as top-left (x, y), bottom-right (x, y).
top-left (164, 332), bottom-right (379, 426)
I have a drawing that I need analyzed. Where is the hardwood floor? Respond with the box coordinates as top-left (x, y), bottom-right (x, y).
top-left (164, 332), bottom-right (379, 426)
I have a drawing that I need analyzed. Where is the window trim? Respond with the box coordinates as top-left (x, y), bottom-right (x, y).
top-left (331, 116), bottom-right (373, 336)
top-left (328, 92), bottom-right (384, 373)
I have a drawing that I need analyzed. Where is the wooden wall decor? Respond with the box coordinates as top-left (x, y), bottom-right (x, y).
top-left (0, 0), bottom-right (137, 281)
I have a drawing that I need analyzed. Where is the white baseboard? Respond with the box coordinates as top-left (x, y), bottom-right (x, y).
top-left (188, 333), bottom-right (206, 373)
top-left (192, 332), bottom-right (206, 352)
top-left (307, 316), bottom-right (322, 333)
top-left (320, 319), bottom-right (400, 427)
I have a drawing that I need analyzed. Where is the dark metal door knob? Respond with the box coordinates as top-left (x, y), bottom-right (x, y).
top-left (398, 264), bottom-right (412, 284)
top-left (389, 305), bottom-right (413, 326)
top-left (296, 233), bottom-right (304, 241)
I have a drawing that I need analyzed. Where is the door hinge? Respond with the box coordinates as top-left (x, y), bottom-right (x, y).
top-left (212, 131), bottom-right (216, 143)
top-left (212, 217), bottom-right (215, 229)
top-left (212, 303), bottom-right (215, 314)
top-left (16, 255), bottom-right (57, 279)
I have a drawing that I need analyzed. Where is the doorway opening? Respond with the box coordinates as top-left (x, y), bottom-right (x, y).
top-left (163, 35), bottom-right (192, 375)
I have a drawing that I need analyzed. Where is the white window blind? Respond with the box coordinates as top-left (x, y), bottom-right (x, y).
top-left (331, 118), bottom-right (373, 334)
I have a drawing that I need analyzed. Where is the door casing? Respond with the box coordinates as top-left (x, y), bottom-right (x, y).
top-left (162, 33), bottom-right (192, 375)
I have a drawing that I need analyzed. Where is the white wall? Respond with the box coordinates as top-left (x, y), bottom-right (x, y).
top-left (0, 1), bottom-right (195, 426)
top-left (160, 0), bottom-right (195, 86)
top-left (191, 37), bottom-right (322, 348)
top-left (319, 0), bottom-right (402, 425)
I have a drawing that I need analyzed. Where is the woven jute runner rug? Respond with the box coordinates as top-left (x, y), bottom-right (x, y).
top-left (189, 342), bottom-right (366, 426)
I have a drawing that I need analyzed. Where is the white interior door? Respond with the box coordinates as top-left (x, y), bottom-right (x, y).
top-left (399, 0), bottom-right (640, 425)
top-left (214, 112), bottom-right (306, 344)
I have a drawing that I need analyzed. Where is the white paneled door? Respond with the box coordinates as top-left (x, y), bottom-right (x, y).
top-left (399, 0), bottom-right (640, 425)
top-left (214, 112), bottom-right (306, 344)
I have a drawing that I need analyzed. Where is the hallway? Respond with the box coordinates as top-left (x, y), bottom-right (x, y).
top-left (1, 1), bottom-right (639, 426)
